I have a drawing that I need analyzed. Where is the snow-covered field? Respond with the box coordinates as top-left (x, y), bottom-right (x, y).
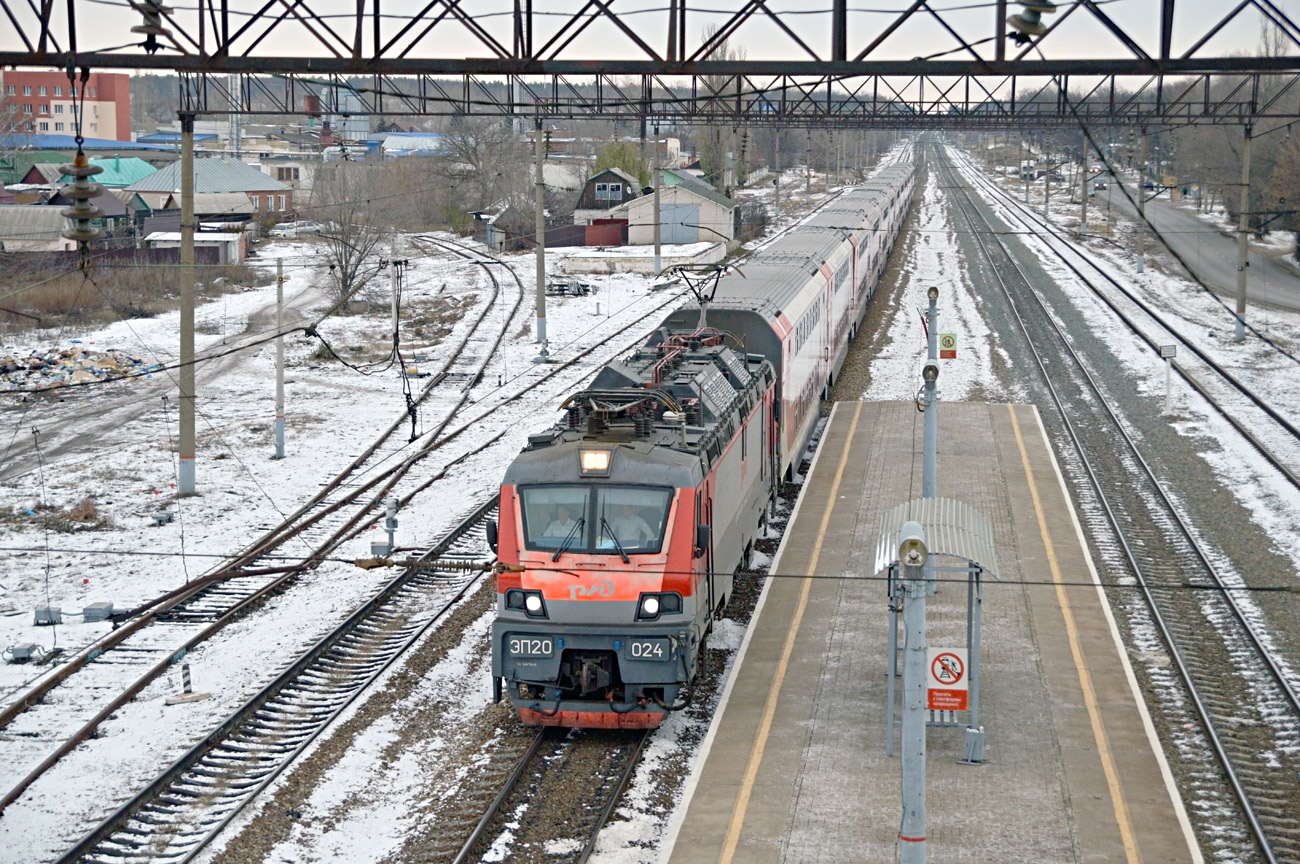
top-left (0, 140), bottom-right (1298, 863)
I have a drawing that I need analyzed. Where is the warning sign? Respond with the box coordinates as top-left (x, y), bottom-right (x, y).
top-left (939, 333), bottom-right (957, 360)
top-left (927, 648), bottom-right (968, 710)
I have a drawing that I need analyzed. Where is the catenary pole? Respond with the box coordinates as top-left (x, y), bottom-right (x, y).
top-left (654, 124), bottom-right (662, 277)
top-left (1080, 126), bottom-right (1088, 238)
top-left (534, 119), bottom-right (548, 359)
top-left (1136, 128), bottom-right (1147, 274)
top-left (899, 522), bottom-right (929, 864)
top-left (1234, 125), bottom-right (1252, 342)
top-left (274, 257), bottom-right (285, 459)
top-left (178, 112), bottom-right (196, 495)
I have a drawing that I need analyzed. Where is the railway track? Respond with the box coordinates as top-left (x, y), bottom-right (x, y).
top-left (59, 501), bottom-right (500, 864)
top-left (450, 727), bottom-right (650, 864)
top-left (2, 254), bottom-right (692, 862)
top-left (937, 147), bottom-right (1300, 863)
top-left (0, 243), bottom-right (521, 813)
top-left (945, 145), bottom-right (1300, 491)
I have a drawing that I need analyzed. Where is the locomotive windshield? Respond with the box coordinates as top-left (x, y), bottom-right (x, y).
top-left (520, 485), bottom-right (672, 555)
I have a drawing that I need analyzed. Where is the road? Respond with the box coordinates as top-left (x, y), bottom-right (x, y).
top-left (1090, 180), bottom-right (1300, 315)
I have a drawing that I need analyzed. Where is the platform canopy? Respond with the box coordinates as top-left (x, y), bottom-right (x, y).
top-left (873, 497), bottom-right (999, 580)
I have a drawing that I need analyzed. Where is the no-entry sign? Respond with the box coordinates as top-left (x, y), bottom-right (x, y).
top-left (939, 333), bottom-right (957, 359)
top-left (927, 647), bottom-right (968, 710)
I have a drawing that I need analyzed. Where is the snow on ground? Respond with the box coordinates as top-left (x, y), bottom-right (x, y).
top-left (860, 162), bottom-right (1016, 403)
top-left (1, 137), bottom-right (1298, 863)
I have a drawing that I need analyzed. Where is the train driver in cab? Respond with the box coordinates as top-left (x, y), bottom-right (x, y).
top-left (545, 504), bottom-right (579, 538)
top-left (606, 502), bottom-right (653, 549)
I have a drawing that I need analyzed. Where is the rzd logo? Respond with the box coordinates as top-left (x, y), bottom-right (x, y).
top-left (570, 581), bottom-right (614, 600)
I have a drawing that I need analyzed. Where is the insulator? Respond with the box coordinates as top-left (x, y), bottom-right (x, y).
top-left (129, 0), bottom-right (173, 36)
top-left (59, 154), bottom-right (106, 245)
top-left (567, 406), bottom-right (582, 429)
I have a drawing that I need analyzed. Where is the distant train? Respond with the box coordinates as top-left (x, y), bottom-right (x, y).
top-left (488, 163), bottom-right (917, 728)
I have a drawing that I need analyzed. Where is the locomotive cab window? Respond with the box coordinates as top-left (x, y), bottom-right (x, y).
top-left (520, 486), bottom-right (590, 551)
top-left (520, 485), bottom-right (672, 555)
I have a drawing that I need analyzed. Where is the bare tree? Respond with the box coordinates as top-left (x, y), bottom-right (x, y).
top-left (310, 160), bottom-right (389, 306)
top-left (430, 115), bottom-right (532, 209)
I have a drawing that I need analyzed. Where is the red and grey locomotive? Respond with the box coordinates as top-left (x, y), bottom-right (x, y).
top-left (490, 162), bottom-right (915, 728)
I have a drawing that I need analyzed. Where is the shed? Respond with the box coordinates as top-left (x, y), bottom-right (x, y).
top-left (0, 205), bottom-right (73, 252)
top-left (615, 183), bottom-right (737, 247)
top-left (145, 231), bottom-right (247, 264)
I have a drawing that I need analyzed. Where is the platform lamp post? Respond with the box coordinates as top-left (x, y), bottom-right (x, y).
top-left (898, 521), bottom-right (930, 864)
top-left (178, 111), bottom-right (197, 495)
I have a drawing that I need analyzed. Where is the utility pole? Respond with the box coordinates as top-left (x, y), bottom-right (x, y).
top-left (274, 258), bottom-right (285, 460)
top-left (390, 233), bottom-right (404, 362)
top-left (534, 119), bottom-right (549, 361)
top-left (1079, 127), bottom-right (1088, 239)
top-left (1136, 129), bottom-right (1147, 274)
top-left (654, 123), bottom-right (662, 277)
top-left (178, 112), bottom-right (196, 495)
top-left (1044, 134), bottom-right (1052, 219)
top-left (1021, 135), bottom-right (1028, 203)
top-left (805, 129), bottom-right (812, 206)
top-left (1234, 125), bottom-right (1252, 343)
top-left (774, 133), bottom-right (781, 222)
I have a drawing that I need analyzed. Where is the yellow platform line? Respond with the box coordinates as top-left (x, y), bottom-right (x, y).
top-left (718, 401), bottom-right (864, 864)
top-left (1008, 404), bottom-right (1141, 864)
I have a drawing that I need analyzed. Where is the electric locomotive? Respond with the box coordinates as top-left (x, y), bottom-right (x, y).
top-left (490, 326), bottom-right (776, 727)
top-left (490, 162), bottom-right (915, 728)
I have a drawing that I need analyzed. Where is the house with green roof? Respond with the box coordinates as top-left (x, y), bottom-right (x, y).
top-left (0, 149), bottom-right (69, 186)
top-left (58, 156), bottom-right (157, 188)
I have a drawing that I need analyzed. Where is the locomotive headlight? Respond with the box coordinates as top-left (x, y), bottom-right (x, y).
top-left (506, 589), bottom-right (548, 618)
top-left (636, 592), bottom-right (682, 620)
top-left (580, 449), bottom-right (611, 476)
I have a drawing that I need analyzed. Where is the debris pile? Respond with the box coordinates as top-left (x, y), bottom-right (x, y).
top-left (0, 343), bottom-right (155, 391)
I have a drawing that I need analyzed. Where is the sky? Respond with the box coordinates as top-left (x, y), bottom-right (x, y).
top-left (0, 1), bottom-right (1290, 70)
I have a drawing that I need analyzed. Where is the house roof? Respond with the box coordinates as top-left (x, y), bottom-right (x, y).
top-left (0, 205), bottom-right (69, 243)
top-left (25, 164), bottom-right (64, 185)
top-left (108, 188), bottom-right (150, 210)
top-left (45, 188), bottom-right (129, 218)
top-left (145, 231), bottom-right (243, 242)
top-left (0, 134), bottom-right (177, 152)
top-left (381, 132), bottom-right (443, 156)
top-left (162, 192), bottom-right (255, 215)
top-left (654, 171), bottom-right (736, 210)
top-left (59, 156), bottom-right (157, 188)
top-left (0, 149), bottom-right (71, 185)
top-left (591, 167), bottom-right (641, 189)
top-left (134, 131), bottom-right (221, 145)
top-left (127, 157), bottom-right (290, 194)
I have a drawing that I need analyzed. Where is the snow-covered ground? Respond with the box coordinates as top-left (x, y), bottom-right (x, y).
top-left (0, 139), bottom-right (1298, 863)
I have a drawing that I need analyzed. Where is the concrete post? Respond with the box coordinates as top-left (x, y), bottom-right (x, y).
top-left (1234, 125), bottom-right (1252, 342)
top-left (1044, 135), bottom-right (1051, 219)
top-left (1137, 129), bottom-right (1147, 274)
top-left (1021, 135), bottom-right (1028, 203)
top-left (534, 120), bottom-right (548, 359)
top-left (774, 134), bottom-right (781, 221)
top-left (806, 129), bottom-right (812, 206)
top-left (899, 523), bottom-right (929, 863)
top-left (178, 113), bottom-right (196, 495)
top-left (923, 288), bottom-right (938, 500)
top-left (654, 125), bottom-right (662, 276)
top-left (274, 257), bottom-right (285, 460)
top-left (1080, 127), bottom-right (1088, 238)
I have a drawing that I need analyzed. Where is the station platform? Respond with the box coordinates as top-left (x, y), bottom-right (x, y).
top-left (663, 401), bottom-right (1201, 864)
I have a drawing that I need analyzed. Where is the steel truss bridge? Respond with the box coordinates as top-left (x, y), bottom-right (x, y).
top-left (3, 1), bottom-right (1300, 127)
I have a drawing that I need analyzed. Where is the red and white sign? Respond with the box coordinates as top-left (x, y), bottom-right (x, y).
top-left (927, 648), bottom-right (968, 711)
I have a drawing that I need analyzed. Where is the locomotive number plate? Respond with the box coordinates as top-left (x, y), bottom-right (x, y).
top-left (626, 638), bottom-right (671, 662)
top-left (508, 636), bottom-right (554, 657)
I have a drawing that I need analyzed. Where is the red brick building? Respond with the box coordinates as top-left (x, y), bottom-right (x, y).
top-left (1, 70), bottom-right (131, 141)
